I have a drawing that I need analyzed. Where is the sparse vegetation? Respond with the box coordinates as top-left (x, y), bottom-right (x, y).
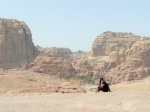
top-left (59, 75), bottom-right (82, 81)
top-left (59, 74), bottom-right (95, 84)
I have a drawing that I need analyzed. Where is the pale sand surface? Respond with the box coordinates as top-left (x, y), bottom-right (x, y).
top-left (0, 92), bottom-right (150, 112)
top-left (0, 70), bottom-right (150, 112)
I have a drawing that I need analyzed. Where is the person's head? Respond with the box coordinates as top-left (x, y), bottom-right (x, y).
top-left (100, 78), bottom-right (104, 81)
top-left (99, 78), bottom-right (104, 84)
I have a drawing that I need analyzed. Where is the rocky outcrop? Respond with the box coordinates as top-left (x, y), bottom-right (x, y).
top-left (73, 60), bottom-right (94, 74)
top-left (36, 46), bottom-right (73, 60)
top-left (89, 31), bottom-right (150, 83)
top-left (29, 51), bottom-right (75, 76)
top-left (23, 30), bottom-right (150, 83)
top-left (0, 18), bottom-right (39, 69)
top-left (92, 31), bottom-right (137, 58)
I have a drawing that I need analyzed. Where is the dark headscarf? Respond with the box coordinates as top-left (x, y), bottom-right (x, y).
top-left (99, 78), bottom-right (104, 85)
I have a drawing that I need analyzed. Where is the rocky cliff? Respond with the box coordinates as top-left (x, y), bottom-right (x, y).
top-left (29, 51), bottom-right (75, 76)
top-left (23, 30), bottom-right (150, 83)
top-left (89, 31), bottom-right (150, 83)
top-left (0, 18), bottom-right (39, 69)
top-left (35, 47), bottom-right (73, 60)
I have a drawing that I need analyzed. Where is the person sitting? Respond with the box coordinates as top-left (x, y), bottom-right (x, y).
top-left (96, 78), bottom-right (111, 92)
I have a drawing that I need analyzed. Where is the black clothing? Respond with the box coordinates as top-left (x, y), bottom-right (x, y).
top-left (98, 81), bottom-right (110, 92)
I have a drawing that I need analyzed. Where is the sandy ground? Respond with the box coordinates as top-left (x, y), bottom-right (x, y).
top-left (0, 70), bottom-right (73, 94)
top-left (0, 70), bottom-right (150, 112)
top-left (0, 92), bottom-right (150, 112)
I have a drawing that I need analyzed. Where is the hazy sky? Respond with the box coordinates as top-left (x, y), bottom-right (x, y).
top-left (0, 0), bottom-right (150, 51)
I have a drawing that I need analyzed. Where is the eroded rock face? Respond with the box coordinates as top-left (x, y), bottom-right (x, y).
top-left (36, 47), bottom-right (73, 60)
top-left (90, 31), bottom-right (150, 83)
top-left (29, 51), bottom-right (75, 76)
top-left (73, 60), bottom-right (94, 74)
top-left (23, 30), bottom-right (150, 83)
top-left (92, 31), bottom-right (137, 58)
top-left (0, 18), bottom-right (39, 69)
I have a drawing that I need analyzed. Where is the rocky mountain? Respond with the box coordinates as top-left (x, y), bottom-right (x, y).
top-left (89, 31), bottom-right (150, 83)
top-left (26, 31), bottom-right (150, 84)
top-left (1, 18), bottom-right (150, 85)
top-left (35, 47), bottom-right (73, 60)
top-left (0, 18), bottom-right (39, 69)
top-left (27, 47), bottom-right (89, 77)
top-left (28, 51), bottom-right (75, 76)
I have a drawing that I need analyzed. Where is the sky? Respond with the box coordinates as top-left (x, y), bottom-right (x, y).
top-left (0, 0), bottom-right (150, 51)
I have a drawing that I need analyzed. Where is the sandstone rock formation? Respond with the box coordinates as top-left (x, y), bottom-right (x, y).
top-left (32, 31), bottom-right (150, 84)
top-left (36, 46), bottom-right (73, 60)
top-left (23, 30), bottom-right (150, 84)
top-left (89, 31), bottom-right (150, 83)
top-left (29, 51), bottom-right (75, 76)
top-left (72, 51), bottom-right (93, 74)
top-left (92, 31), bottom-right (137, 57)
top-left (0, 18), bottom-right (39, 69)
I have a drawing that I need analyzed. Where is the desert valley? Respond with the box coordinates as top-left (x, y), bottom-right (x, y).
top-left (0, 18), bottom-right (150, 112)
